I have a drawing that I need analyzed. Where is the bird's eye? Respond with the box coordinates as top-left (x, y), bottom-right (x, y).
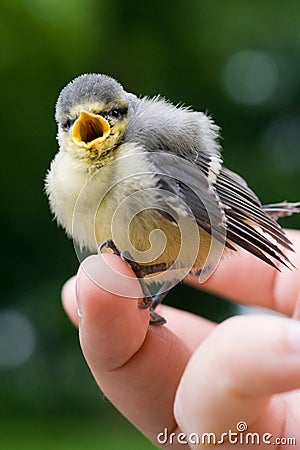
top-left (61, 118), bottom-right (74, 131)
top-left (110, 108), bottom-right (127, 119)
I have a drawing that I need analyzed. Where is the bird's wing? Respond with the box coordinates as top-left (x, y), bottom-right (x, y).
top-left (153, 151), bottom-right (296, 270)
top-left (148, 151), bottom-right (227, 279)
top-left (151, 151), bottom-right (227, 242)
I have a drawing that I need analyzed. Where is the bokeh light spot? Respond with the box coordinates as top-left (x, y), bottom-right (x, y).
top-left (222, 49), bottom-right (279, 105)
top-left (0, 310), bottom-right (36, 369)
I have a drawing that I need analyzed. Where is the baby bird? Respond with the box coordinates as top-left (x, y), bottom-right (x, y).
top-left (46, 73), bottom-right (299, 323)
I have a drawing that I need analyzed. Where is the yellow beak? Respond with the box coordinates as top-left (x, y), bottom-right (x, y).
top-left (72, 111), bottom-right (111, 149)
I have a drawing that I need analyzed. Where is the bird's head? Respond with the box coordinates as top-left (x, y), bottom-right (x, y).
top-left (55, 73), bottom-right (131, 163)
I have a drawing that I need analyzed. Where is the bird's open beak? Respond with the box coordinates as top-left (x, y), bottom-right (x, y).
top-left (72, 111), bottom-right (111, 149)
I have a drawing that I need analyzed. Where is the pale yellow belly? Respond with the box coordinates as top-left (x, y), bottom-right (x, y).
top-left (94, 206), bottom-right (221, 280)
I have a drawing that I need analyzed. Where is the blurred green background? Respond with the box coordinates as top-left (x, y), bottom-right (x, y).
top-left (1, 0), bottom-right (300, 448)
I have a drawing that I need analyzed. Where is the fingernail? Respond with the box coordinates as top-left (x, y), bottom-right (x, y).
top-left (174, 396), bottom-right (189, 435)
top-left (75, 266), bottom-right (87, 319)
top-left (61, 276), bottom-right (75, 301)
top-left (75, 254), bottom-right (102, 319)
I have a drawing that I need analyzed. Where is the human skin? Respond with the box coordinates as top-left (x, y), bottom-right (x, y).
top-left (62, 230), bottom-right (300, 449)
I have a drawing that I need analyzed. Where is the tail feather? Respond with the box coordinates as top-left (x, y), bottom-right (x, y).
top-left (262, 202), bottom-right (300, 220)
top-left (225, 202), bottom-right (299, 270)
top-left (214, 167), bottom-right (299, 270)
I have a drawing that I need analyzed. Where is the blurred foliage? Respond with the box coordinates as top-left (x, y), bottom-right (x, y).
top-left (1, 0), bottom-right (300, 447)
top-left (1, 413), bottom-right (157, 449)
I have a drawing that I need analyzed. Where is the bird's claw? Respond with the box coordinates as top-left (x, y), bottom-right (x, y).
top-left (98, 239), bottom-right (121, 256)
top-left (99, 239), bottom-right (169, 325)
top-left (149, 309), bottom-right (167, 325)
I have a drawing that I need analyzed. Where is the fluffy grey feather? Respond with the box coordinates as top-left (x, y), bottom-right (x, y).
top-left (49, 73), bottom-right (299, 273)
top-left (55, 73), bottom-right (127, 123)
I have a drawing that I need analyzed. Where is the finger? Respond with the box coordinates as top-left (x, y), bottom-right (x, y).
top-left (188, 229), bottom-right (300, 317)
top-left (61, 274), bottom-right (216, 352)
top-left (77, 253), bottom-right (149, 369)
top-left (76, 253), bottom-right (192, 443)
top-left (292, 295), bottom-right (300, 320)
top-left (61, 276), bottom-right (78, 327)
top-left (174, 314), bottom-right (300, 442)
top-left (158, 305), bottom-right (215, 352)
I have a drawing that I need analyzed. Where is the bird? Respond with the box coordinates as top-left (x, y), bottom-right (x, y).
top-left (45, 73), bottom-right (299, 324)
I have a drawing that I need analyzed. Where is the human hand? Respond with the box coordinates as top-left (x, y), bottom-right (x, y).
top-left (62, 230), bottom-right (300, 449)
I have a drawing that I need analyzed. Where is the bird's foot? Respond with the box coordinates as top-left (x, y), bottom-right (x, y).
top-left (99, 239), bottom-right (121, 256)
top-left (99, 239), bottom-right (170, 325)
